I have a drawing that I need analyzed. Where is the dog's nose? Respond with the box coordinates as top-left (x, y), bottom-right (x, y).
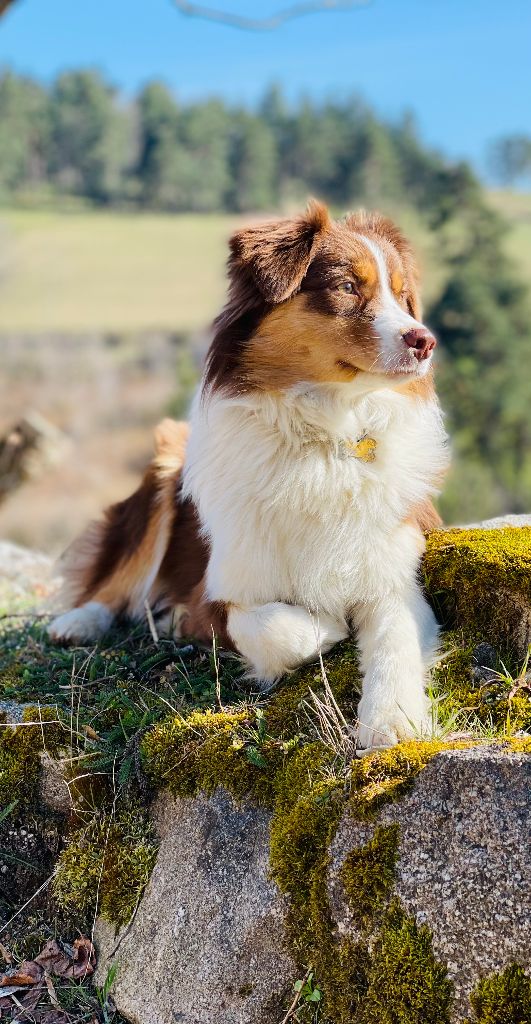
top-left (402, 327), bottom-right (437, 361)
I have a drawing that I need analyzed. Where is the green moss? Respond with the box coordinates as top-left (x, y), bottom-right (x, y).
top-left (0, 705), bottom-right (63, 807)
top-left (502, 693), bottom-right (531, 733)
top-left (269, 739), bottom-right (456, 1023)
top-left (424, 527), bottom-right (531, 652)
top-left (270, 744), bottom-right (344, 945)
top-left (358, 900), bottom-right (453, 1024)
top-left (349, 738), bottom-right (475, 817)
top-left (142, 707), bottom-right (284, 805)
top-left (341, 823), bottom-right (400, 930)
top-left (270, 746), bottom-right (359, 1022)
top-left (430, 628), bottom-right (483, 715)
top-left (54, 808), bottom-right (158, 927)
top-left (465, 964), bottom-right (531, 1024)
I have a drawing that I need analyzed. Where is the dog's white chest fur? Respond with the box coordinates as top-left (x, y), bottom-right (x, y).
top-left (184, 383), bottom-right (448, 619)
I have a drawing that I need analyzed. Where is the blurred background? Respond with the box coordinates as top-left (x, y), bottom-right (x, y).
top-left (0, 0), bottom-right (530, 555)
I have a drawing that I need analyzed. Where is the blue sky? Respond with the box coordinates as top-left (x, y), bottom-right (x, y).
top-left (1, 0), bottom-right (530, 174)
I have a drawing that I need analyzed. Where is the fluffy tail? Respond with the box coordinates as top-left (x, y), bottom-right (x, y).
top-left (48, 419), bottom-right (188, 643)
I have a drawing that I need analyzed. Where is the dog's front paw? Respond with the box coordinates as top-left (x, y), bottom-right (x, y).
top-left (356, 692), bottom-right (433, 755)
top-left (48, 602), bottom-right (114, 644)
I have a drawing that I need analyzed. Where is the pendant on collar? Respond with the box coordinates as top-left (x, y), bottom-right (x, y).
top-left (340, 433), bottom-right (377, 463)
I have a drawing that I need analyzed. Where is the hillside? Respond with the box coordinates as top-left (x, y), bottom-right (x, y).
top-left (0, 208), bottom-right (234, 333)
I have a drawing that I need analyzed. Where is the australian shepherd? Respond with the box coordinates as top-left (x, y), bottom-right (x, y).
top-left (48, 201), bottom-right (449, 752)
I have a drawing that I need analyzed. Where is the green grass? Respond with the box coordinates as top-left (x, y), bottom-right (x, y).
top-left (0, 208), bottom-right (238, 332)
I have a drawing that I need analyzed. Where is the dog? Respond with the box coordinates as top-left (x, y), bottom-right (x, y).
top-left (49, 200), bottom-right (449, 751)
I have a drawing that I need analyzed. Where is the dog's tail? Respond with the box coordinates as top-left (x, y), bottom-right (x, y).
top-left (48, 419), bottom-right (189, 643)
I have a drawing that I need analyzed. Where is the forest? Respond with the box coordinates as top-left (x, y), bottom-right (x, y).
top-left (1, 68), bottom-right (530, 521)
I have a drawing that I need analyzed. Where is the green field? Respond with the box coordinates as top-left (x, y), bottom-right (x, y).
top-left (0, 196), bottom-right (529, 333)
top-left (0, 208), bottom-right (238, 332)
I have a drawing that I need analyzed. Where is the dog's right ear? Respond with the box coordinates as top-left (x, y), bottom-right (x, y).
top-left (229, 199), bottom-right (330, 304)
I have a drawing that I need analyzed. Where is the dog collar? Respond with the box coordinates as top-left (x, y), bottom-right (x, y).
top-left (339, 434), bottom-right (377, 463)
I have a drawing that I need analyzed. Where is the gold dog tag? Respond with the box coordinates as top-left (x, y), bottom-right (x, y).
top-left (341, 434), bottom-right (377, 463)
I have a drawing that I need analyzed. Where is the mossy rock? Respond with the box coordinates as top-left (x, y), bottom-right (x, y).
top-left (424, 527), bottom-right (531, 657)
top-left (89, 745), bottom-right (531, 1024)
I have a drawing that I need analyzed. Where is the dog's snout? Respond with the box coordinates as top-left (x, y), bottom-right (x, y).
top-left (402, 327), bottom-right (437, 361)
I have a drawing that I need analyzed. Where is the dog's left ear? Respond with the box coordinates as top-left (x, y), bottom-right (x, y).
top-left (229, 199), bottom-right (331, 304)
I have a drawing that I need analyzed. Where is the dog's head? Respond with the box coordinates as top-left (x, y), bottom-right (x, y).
top-left (206, 200), bottom-right (436, 394)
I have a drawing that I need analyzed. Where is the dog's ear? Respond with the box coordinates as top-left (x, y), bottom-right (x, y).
top-left (229, 199), bottom-right (331, 304)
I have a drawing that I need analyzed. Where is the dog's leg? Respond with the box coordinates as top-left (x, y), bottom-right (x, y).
top-left (353, 584), bottom-right (436, 752)
top-left (227, 603), bottom-right (348, 689)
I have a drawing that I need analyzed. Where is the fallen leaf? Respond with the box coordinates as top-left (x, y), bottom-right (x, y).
top-left (0, 961), bottom-right (43, 987)
top-left (83, 725), bottom-right (100, 740)
top-left (35, 940), bottom-right (71, 977)
top-left (69, 937), bottom-right (96, 979)
top-left (0, 983), bottom-right (32, 997)
top-left (13, 978), bottom-right (46, 1013)
top-left (35, 936), bottom-right (96, 980)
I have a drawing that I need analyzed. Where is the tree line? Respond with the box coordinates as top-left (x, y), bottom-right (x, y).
top-left (1, 67), bottom-right (530, 519)
top-left (0, 68), bottom-right (468, 214)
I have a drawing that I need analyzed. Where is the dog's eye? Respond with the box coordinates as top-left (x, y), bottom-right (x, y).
top-left (338, 282), bottom-right (356, 294)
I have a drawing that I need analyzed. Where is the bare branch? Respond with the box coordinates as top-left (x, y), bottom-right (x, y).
top-left (171, 0), bottom-right (370, 31)
top-left (0, 0), bottom-right (17, 15)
